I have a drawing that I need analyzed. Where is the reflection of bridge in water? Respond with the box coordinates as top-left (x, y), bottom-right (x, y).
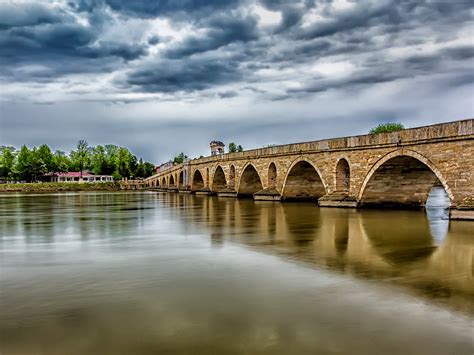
top-left (155, 193), bottom-right (474, 312)
top-left (146, 119), bottom-right (473, 219)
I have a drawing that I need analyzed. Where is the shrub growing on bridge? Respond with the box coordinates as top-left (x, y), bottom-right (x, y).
top-left (370, 123), bottom-right (405, 134)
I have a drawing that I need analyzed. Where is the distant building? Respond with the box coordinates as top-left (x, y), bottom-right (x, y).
top-left (46, 172), bottom-right (113, 183)
top-left (210, 141), bottom-right (225, 156)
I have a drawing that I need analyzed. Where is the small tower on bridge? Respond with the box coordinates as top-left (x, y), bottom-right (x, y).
top-left (210, 141), bottom-right (225, 156)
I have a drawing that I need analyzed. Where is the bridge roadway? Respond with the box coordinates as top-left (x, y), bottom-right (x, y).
top-left (145, 119), bottom-right (473, 220)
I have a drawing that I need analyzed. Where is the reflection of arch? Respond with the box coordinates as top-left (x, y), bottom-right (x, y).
top-left (282, 202), bottom-right (319, 246)
top-left (268, 162), bottom-right (277, 188)
top-left (192, 169), bottom-right (205, 190)
top-left (282, 158), bottom-right (327, 200)
top-left (358, 150), bottom-right (453, 206)
top-left (178, 171), bottom-right (184, 188)
top-left (361, 210), bottom-right (436, 265)
top-left (238, 163), bottom-right (263, 196)
top-left (229, 165), bottom-right (236, 189)
top-left (169, 174), bottom-right (175, 187)
top-left (336, 158), bottom-right (350, 192)
top-left (212, 165), bottom-right (227, 191)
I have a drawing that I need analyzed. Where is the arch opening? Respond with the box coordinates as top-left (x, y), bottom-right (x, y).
top-left (238, 164), bottom-right (263, 197)
top-left (212, 166), bottom-right (227, 192)
top-left (268, 163), bottom-right (277, 188)
top-left (360, 155), bottom-right (449, 208)
top-left (336, 159), bottom-right (350, 192)
top-left (282, 161), bottom-right (326, 200)
top-left (169, 175), bottom-right (175, 187)
top-left (192, 170), bottom-right (205, 191)
top-left (161, 177), bottom-right (166, 187)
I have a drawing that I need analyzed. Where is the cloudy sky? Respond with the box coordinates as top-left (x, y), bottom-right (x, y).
top-left (1, 0), bottom-right (473, 163)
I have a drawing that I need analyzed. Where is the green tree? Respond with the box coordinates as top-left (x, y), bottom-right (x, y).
top-left (53, 150), bottom-right (71, 172)
top-left (134, 158), bottom-right (146, 178)
top-left (90, 145), bottom-right (107, 175)
top-left (103, 144), bottom-right (119, 175)
top-left (116, 147), bottom-right (133, 178)
top-left (0, 146), bottom-right (16, 180)
top-left (369, 123), bottom-right (405, 134)
top-left (173, 152), bottom-right (186, 164)
top-left (29, 148), bottom-right (48, 182)
top-left (73, 140), bottom-right (90, 177)
top-left (143, 162), bottom-right (155, 177)
top-left (36, 144), bottom-right (54, 173)
top-left (228, 143), bottom-right (243, 153)
top-left (15, 145), bottom-right (32, 182)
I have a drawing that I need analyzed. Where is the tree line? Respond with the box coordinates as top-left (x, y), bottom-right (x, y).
top-left (0, 140), bottom-right (155, 182)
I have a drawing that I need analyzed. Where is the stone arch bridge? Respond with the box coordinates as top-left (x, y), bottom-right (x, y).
top-left (145, 119), bottom-right (473, 219)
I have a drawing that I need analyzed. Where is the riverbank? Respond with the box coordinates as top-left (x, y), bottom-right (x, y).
top-left (0, 182), bottom-right (121, 193)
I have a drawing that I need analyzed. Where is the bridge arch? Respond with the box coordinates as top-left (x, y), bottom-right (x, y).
top-left (192, 169), bottom-right (205, 190)
top-left (238, 163), bottom-right (263, 197)
top-left (161, 177), bottom-right (166, 187)
top-left (282, 157), bottom-right (327, 200)
top-left (169, 174), bottom-right (175, 187)
top-left (212, 165), bottom-right (227, 191)
top-left (358, 149), bottom-right (453, 206)
top-left (335, 158), bottom-right (350, 192)
top-left (268, 162), bottom-right (277, 188)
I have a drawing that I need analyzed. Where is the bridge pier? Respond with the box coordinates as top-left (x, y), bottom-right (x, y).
top-left (178, 189), bottom-right (193, 194)
top-left (254, 188), bottom-right (282, 201)
top-left (216, 189), bottom-right (237, 198)
top-left (318, 194), bottom-right (358, 208)
top-left (194, 187), bottom-right (213, 195)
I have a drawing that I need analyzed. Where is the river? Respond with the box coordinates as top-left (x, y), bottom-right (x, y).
top-left (0, 192), bottom-right (473, 354)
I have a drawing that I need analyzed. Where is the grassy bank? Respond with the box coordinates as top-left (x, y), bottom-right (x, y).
top-left (0, 182), bottom-right (121, 193)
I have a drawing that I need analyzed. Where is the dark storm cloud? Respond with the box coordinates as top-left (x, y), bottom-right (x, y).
top-left (296, 0), bottom-right (473, 40)
top-left (0, 2), bottom-right (62, 29)
top-left (164, 13), bottom-right (259, 58)
top-left (286, 43), bottom-right (474, 96)
top-left (105, 0), bottom-right (242, 18)
top-left (260, 0), bottom-right (307, 33)
top-left (0, 1), bottom-right (147, 79)
top-left (123, 56), bottom-right (243, 93)
top-left (71, 0), bottom-right (243, 19)
top-left (147, 35), bottom-right (161, 45)
top-left (218, 90), bottom-right (238, 98)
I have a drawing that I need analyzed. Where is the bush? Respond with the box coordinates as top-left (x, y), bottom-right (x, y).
top-left (370, 123), bottom-right (405, 134)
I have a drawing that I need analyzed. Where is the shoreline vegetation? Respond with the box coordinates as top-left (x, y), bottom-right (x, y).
top-left (0, 140), bottom-right (155, 183)
top-left (0, 182), bottom-right (123, 193)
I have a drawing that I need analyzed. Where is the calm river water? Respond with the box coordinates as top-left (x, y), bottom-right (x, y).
top-left (0, 192), bottom-right (473, 354)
